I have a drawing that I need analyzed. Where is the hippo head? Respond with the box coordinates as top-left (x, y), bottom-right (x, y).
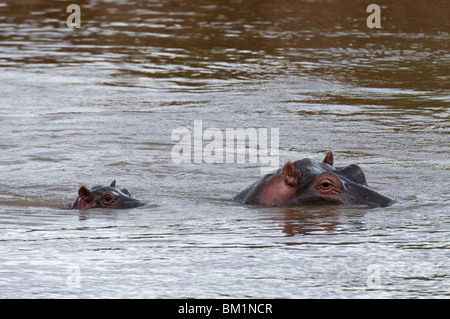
top-left (70, 180), bottom-right (147, 209)
top-left (234, 151), bottom-right (394, 207)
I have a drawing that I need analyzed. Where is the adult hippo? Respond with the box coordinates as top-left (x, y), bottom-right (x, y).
top-left (233, 151), bottom-right (394, 207)
top-left (70, 180), bottom-right (147, 209)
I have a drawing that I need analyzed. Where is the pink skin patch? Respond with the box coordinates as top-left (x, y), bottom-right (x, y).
top-left (257, 175), bottom-right (296, 207)
top-left (72, 198), bottom-right (95, 210)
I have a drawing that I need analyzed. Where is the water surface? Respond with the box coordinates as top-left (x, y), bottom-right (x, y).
top-left (0, 0), bottom-right (449, 298)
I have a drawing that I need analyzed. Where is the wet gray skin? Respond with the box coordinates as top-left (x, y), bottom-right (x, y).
top-left (70, 180), bottom-right (148, 209)
top-left (234, 151), bottom-right (395, 207)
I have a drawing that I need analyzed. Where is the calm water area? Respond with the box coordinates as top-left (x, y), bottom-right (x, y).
top-left (0, 0), bottom-right (449, 298)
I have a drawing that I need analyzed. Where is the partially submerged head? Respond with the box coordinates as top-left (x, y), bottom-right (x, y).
top-left (234, 151), bottom-right (395, 207)
top-left (70, 180), bottom-right (147, 209)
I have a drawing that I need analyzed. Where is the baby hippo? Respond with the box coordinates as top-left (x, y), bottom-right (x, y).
top-left (70, 180), bottom-right (147, 209)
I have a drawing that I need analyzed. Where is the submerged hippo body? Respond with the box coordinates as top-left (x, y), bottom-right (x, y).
top-left (234, 151), bottom-right (394, 207)
top-left (70, 180), bottom-right (147, 209)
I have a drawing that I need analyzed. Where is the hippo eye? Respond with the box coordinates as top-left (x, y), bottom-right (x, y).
top-left (102, 194), bottom-right (115, 205)
top-left (315, 173), bottom-right (342, 194)
top-left (320, 182), bottom-right (331, 189)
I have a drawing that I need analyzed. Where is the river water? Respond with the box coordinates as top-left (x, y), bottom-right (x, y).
top-left (0, 0), bottom-right (449, 298)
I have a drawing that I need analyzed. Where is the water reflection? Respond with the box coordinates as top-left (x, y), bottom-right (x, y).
top-left (269, 206), bottom-right (369, 236)
top-left (277, 207), bottom-right (340, 236)
top-left (1, 0), bottom-right (448, 89)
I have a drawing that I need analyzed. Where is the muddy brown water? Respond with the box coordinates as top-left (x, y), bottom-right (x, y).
top-left (0, 0), bottom-right (449, 298)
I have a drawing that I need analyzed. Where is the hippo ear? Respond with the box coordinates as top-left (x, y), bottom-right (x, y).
top-left (282, 161), bottom-right (299, 187)
top-left (323, 151), bottom-right (334, 166)
top-left (78, 186), bottom-right (91, 201)
top-left (110, 180), bottom-right (116, 187)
